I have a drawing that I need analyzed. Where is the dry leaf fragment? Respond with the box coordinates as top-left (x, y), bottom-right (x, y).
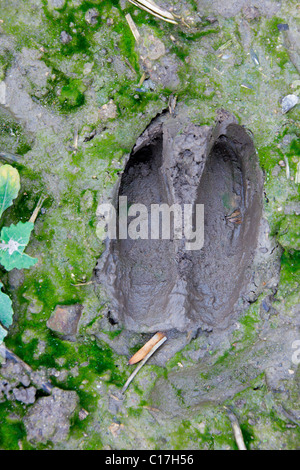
top-left (226, 209), bottom-right (242, 224)
top-left (122, 335), bottom-right (167, 393)
top-left (128, 332), bottom-right (166, 365)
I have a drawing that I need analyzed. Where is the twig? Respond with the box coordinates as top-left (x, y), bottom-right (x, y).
top-left (224, 406), bottom-right (247, 450)
top-left (128, 332), bottom-right (166, 364)
top-left (125, 13), bottom-right (141, 42)
top-left (168, 94), bottom-right (177, 116)
top-left (138, 72), bottom-right (147, 88)
top-left (29, 195), bottom-right (47, 223)
top-left (71, 280), bottom-right (94, 287)
top-left (73, 126), bottom-right (78, 152)
top-left (276, 404), bottom-right (300, 427)
top-left (1, 345), bottom-right (53, 394)
top-left (124, 57), bottom-right (137, 74)
top-left (284, 156), bottom-right (290, 180)
top-left (121, 335), bottom-right (167, 394)
top-left (0, 150), bottom-right (22, 164)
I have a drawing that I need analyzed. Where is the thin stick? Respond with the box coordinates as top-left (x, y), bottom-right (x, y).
top-left (128, 332), bottom-right (166, 364)
top-left (73, 126), bottom-right (78, 152)
top-left (29, 195), bottom-right (47, 223)
top-left (296, 161), bottom-right (300, 184)
top-left (0, 151), bottom-right (22, 164)
top-left (224, 406), bottom-right (247, 450)
top-left (122, 335), bottom-right (167, 394)
top-left (125, 13), bottom-right (141, 42)
top-left (284, 156), bottom-right (290, 180)
top-left (138, 72), bottom-right (147, 88)
top-left (1, 345), bottom-right (53, 394)
top-left (71, 280), bottom-right (94, 287)
top-left (124, 57), bottom-right (137, 74)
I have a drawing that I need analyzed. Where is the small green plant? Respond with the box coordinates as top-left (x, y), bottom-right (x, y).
top-left (0, 164), bottom-right (42, 344)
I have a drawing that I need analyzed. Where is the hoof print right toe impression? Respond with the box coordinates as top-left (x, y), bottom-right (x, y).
top-left (96, 112), bottom-right (263, 335)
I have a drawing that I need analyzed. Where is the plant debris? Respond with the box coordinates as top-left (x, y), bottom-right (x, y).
top-left (224, 406), bottom-right (247, 450)
top-left (125, 13), bottom-right (141, 42)
top-left (225, 209), bottom-right (242, 224)
top-left (128, 332), bottom-right (166, 365)
top-left (128, 0), bottom-right (178, 25)
top-left (122, 334), bottom-right (167, 393)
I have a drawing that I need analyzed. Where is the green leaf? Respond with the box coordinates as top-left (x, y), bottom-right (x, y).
top-left (0, 283), bottom-right (13, 328)
top-left (0, 221), bottom-right (38, 271)
top-left (0, 164), bottom-right (20, 219)
top-left (0, 282), bottom-right (13, 345)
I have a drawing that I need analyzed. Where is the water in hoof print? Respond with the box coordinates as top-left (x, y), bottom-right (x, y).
top-left (95, 110), bottom-right (263, 353)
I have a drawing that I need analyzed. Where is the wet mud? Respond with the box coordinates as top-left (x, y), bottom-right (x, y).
top-left (95, 112), bottom-right (264, 334)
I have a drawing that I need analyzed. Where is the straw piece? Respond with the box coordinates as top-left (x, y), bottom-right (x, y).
top-left (128, 332), bottom-right (166, 365)
top-left (122, 335), bottom-right (167, 393)
top-left (224, 406), bottom-right (247, 450)
top-left (125, 13), bottom-right (141, 42)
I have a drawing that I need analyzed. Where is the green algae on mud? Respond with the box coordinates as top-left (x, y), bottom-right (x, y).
top-left (0, 114), bottom-right (32, 157)
top-left (0, 402), bottom-right (27, 450)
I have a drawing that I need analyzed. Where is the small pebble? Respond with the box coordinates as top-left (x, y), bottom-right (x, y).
top-left (277, 23), bottom-right (289, 31)
top-left (281, 94), bottom-right (299, 114)
top-left (85, 8), bottom-right (99, 25)
top-left (60, 31), bottom-right (72, 44)
top-left (262, 301), bottom-right (270, 312)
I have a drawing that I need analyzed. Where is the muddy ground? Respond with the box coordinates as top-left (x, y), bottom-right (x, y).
top-left (0, 0), bottom-right (299, 450)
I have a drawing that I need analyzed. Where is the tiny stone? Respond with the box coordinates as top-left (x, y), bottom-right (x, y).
top-left (277, 23), bottom-right (289, 31)
top-left (262, 301), bottom-right (270, 312)
top-left (85, 8), bottom-right (99, 25)
top-left (60, 31), bottom-right (72, 44)
top-left (205, 16), bottom-right (218, 24)
top-left (13, 386), bottom-right (36, 405)
top-left (78, 408), bottom-right (89, 421)
top-left (98, 100), bottom-right (117, 120)
top-left (281, 94), bottom-right (299, 114)
top-left (20, 375), bottom-right (31, 387)
top-left (47, 304), bottom-right (83, 335)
